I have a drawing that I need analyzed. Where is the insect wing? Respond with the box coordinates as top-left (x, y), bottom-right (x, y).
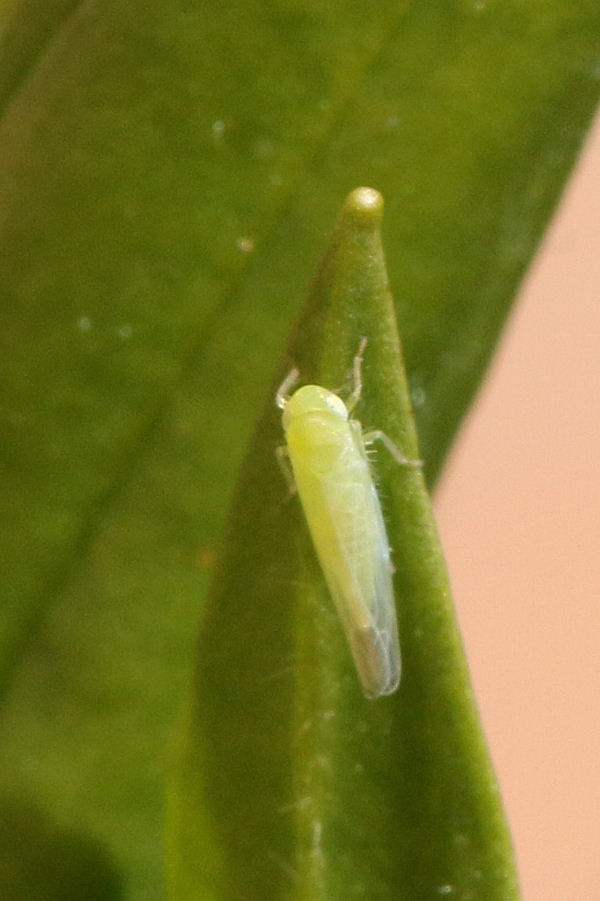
top-left (314, 446), bottom-right (400, 698)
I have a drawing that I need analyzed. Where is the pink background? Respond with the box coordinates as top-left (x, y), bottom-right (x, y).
top-left (435, 114), bottom-right (600, 899)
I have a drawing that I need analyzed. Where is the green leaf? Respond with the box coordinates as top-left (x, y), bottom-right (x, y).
top-left (0, 1), bottom-right (599, 898)
top-left (167, 188), bottom-right (519, 900)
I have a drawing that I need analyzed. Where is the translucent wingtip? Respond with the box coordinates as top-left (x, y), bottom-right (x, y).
top-left (350, 625), bottom-right (401, 699)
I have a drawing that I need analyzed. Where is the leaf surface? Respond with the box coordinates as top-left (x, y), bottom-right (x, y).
top-left (0, 1), bottom-right (599, 897)
top-left (169, 188), bottom-right (519, 900)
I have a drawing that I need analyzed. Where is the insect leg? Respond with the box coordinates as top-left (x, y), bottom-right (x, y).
top-left (275, 367), bottom-right (300, 409)
top-left (275, 445), bottom-right (297, 495)
top-left (346, 336), bottom-right (368, 413)
top-left (362, 429), bottom-right (423, 468)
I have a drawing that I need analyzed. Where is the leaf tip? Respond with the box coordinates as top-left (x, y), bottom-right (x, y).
top-left (342, 186), bottom-right (384, 226)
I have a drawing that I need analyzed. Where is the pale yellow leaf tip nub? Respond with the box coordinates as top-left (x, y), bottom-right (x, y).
top-left (342, 186), bottom-right (384, 227)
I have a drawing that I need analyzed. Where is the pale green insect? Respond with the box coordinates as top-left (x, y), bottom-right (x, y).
top-left (276, 339), bottom-right (415, 699)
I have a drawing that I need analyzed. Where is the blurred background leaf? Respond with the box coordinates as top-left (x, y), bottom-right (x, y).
top-left (0, 0), bottom-right (599, 898)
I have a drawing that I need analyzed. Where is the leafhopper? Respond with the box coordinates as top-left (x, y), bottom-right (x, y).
top-left (276, 339), bottom-right (417, 699)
